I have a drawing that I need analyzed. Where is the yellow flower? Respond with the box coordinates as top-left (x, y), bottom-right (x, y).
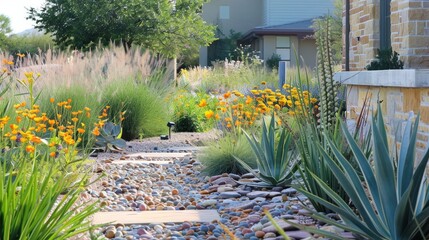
top-left (24, 72), bottom-right (33, 78)
top-left (10, 124), bottom-right (19, 131)
top-left (2, 59), bottom-right (13, 65)
top-left (33, 117), bottom-right (43, 123)
top-left (25, 145), bottom-right (35, 153)
top-left (205, 110), bottom-right (214, 119)
top-left (31, 136), bottom-right (42, 144)
top-left (92, 127), bottom-right (100, 136)
top-left (251, 89), bottom-right (260, 96)
top-left (223, 92), bottom-right (231, 99)
top-left (261, 81), bottom-right (267, 85)
top-left (198, 99), bottom-right (207, 107)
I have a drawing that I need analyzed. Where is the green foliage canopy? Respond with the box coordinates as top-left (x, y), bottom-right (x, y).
top-left (28, 0), bottom-right (216, 57)
top-left (0, 14), bottom-right (12, 50)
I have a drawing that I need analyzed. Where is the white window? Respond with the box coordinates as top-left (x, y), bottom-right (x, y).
top-left (219, 6), bottom-right (230, 20)
top-left (276, 36), bottom-right (291, 60)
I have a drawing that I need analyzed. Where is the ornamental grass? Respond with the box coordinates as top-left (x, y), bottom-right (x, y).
top-left (0, 66), bottom-right (102, 239)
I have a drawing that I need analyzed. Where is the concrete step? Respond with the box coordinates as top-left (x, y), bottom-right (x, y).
top-left (92, 210), bottom-right (220, 225)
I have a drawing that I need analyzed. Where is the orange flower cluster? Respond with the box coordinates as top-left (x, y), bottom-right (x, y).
top-left (215, 82), bottom-right (318, 130)
top-left (0, 98), bottom-right (97, 158)
top-left (1, 58), bottom-right (13, 76)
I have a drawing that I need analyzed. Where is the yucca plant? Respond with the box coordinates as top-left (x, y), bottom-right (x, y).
top-left (235, 114), bottom-right (298, 187)
top-left (0, 158), bottom-right (99, 240)
top-left (292, 104), bottom-right (429, 239)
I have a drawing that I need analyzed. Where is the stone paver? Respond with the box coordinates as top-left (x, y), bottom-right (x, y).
top-left (126, 152), bottom-right (191, 158)
top-left (110, 160), bottom-right (173, 165)
top-left (92, 210), bottom-right (220, 225)
top-left (166, 146), bottom-right (207, 151)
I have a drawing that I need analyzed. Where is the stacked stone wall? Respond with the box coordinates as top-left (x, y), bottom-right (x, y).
top-left (345, 0), bottom-right (429, 70)
top-left (347, 84), bottom-right (429, 163)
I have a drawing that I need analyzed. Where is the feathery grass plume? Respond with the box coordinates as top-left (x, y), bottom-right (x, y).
top-left (315, 16), bottom-right (339, 130)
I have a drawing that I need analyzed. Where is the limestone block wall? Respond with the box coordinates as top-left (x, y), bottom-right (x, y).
top-left (344, 70), bottom-right (429, 163)
top-left (391, 0), bottom-right (429, 69)
top-left (347, 0), bottom-right (380, 70)
top-left (346, 0), bottom-right (429, 70)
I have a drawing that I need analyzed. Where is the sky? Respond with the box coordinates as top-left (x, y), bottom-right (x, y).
top-left (0, 0), bottom-right (46, 34)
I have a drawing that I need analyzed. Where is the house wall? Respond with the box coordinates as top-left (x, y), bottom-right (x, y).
top-left (200, 0), bottom-right (263, 66)
top-left (298, 39), bottom-right (317, 69)
top-left (262, 36), bottom-right (299, 67)
top-left (263, 0), bottom-right (335, 26)
top-left (202, 0), bottom-right (263, 36)
top-left (347, 0), bottom-right (429, 70)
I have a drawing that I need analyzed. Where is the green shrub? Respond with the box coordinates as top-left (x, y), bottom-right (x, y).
top-left (0, 157), bottom-right (98, 240)
top-left (199, 133), bottom-right (256, 176)
top-left (174, 114), bottom-right (202, 132)
top-left (292, 104), bottom-right (429, 240)
top-left (171, 90), bottom-right (218, 132)
top-left (266, 53), bottom-right (281, 70)
top-left (365, 48), bottom-right (404, 70)
top-left (103, 79), bottom-right (170, 140)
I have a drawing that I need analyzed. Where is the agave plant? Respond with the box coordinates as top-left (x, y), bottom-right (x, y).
top-left (95, 121), bottom-right (126, 152)
top-left (235, 114), bottom-right (298, 187)
top-left (292, 104), bottom-right (429, 240)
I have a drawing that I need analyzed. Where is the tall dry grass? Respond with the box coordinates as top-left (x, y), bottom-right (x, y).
top-left (1, 44), bottom-right (175, 140)
top-left (2, 44), bottom-right (174, 93)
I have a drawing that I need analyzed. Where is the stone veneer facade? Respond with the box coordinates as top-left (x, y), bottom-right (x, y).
top-left (336, 70), bottom-right (429, 163)
top-left (346, 0), bottom-right (429, 70)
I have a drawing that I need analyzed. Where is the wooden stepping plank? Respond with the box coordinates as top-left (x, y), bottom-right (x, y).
top-left (126, 152), bottom-right (191, 158)
top-left (110, 160), bottom-right (172, 165)
top-left (92, 210), bottom-right (220, 225)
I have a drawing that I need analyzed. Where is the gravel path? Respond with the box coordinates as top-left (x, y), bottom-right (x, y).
top-left (83, 132), bottom-right (354, 240)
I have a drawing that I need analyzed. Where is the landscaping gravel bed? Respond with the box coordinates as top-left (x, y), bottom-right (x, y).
top-left (85, 132), bottom-right (354, 240)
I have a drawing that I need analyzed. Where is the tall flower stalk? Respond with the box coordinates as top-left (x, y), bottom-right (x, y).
top-left (316, 16), bottom-right (339, 130)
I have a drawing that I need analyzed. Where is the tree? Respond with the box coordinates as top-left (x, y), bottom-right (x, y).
top-left (5, 32), bottom-right (55, 55)
top-left (0, 14), bottom-right (12, 50)
top-left (28, 0), bottom-right (216, 58)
